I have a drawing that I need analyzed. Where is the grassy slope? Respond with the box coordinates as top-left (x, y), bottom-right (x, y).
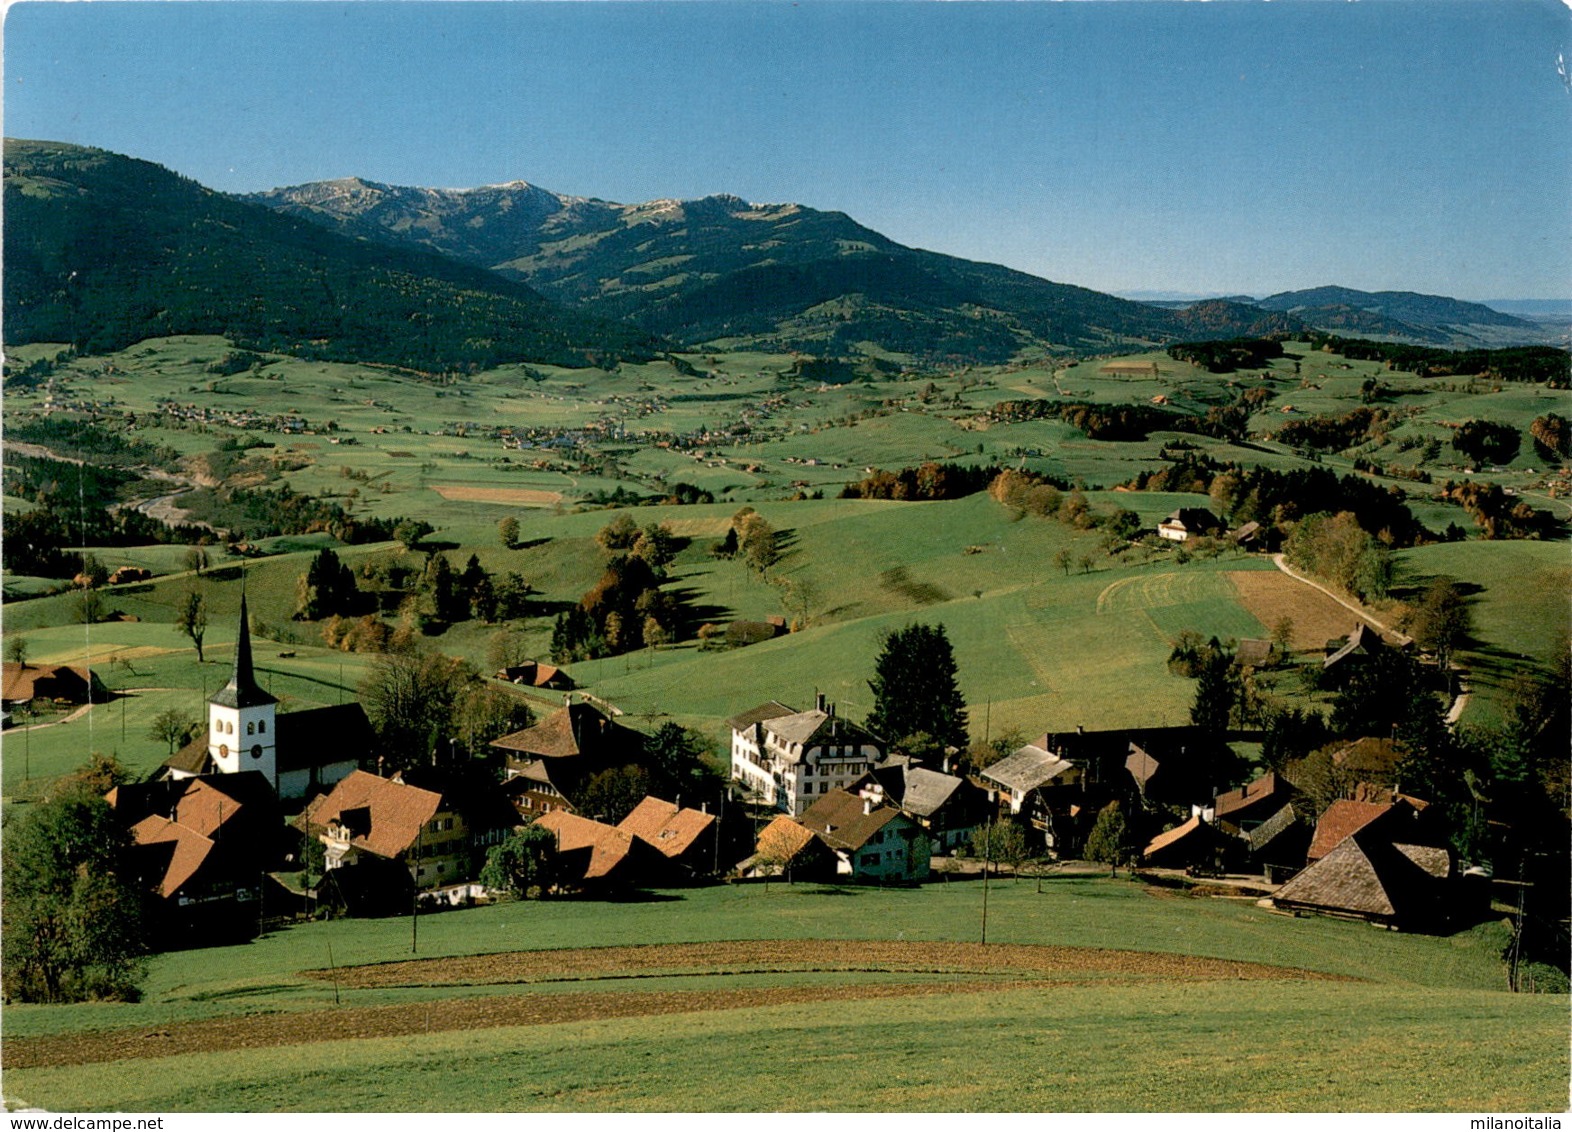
top-left (4, 881), bottom-right (1565, 1112)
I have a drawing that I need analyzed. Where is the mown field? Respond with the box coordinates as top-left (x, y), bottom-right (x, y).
top-left (2, 880), bottom-right (1565, 1112)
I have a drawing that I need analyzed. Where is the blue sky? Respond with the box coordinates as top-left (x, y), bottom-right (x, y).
top-left (6, 1), bottom-right (1570, 299)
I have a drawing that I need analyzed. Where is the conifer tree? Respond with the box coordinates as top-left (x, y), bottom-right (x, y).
top-left (866, 623), bottom-right (969, 752)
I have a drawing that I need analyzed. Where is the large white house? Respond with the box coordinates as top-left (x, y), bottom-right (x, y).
top-left (728, 695), bottom-right (885, 816)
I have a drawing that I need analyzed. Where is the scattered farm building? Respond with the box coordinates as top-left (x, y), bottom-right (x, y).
top-left (1157, 507), bottom-right (1224, 542)
top-left (2, 662), bottom-right (109, 708)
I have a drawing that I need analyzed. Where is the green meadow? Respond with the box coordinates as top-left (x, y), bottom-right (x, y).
top-left (3, 881), bottom-right (1565, 1112)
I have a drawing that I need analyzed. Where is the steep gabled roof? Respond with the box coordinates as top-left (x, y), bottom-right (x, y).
top-left (1213, 771), bottom-right (1293, 823)
top-left (131, 815), bottom-right (216, 898)
top-left (490, 701), bottom-right (640, 762)
top-left (899, 767), bottom-right (967, 818)
top-left (1247, 803), bottom-right (1306, 854)
top-left (308, 770), bottom-right (442, 860)
top-left (982, 744), bottom-right (1077, 795)
top-left (726, 700), bottom-right (798, 733)
top-left (617, 796), bottom-right (714, 859)
top-left (1142, 815), bottom-right (1202, 860)
top-left (1323, 623), bottom-right (1390, 670)
top-left (798, 789), bottom-right (902, 852)
top-left (1307, 799), bottom-right (1390, 861)
top-left (534, 810), bottom-right (643, 880)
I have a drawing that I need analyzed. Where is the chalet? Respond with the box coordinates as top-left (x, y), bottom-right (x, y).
top-left (491, 700), bottom-right (645, 816)
top-left (108, 772), bottom-right (283, 944)
top-left (1272, 802), bottom-right (1456, 930)
top-left (1229, 520), bottom-right (1264, 548)
top-left (727, 695), bottom-right (885, 816)
top-left (534, 810), bottom-right (669, 891)
top-left (1212, 771), bottom-right (1296, 835)
top-left (2, 662), bottom-right (109, 708)
top-left (796, 789), bottom-right (931, 883)
top-left (979, 744), bottom-right (1081, 851)
top-left (853, 760), bottom-right (989, 853)
top-left (306, 769), bottom-right (515, 912)
top-left (1157, 507), bottom-right (1223, 542)
top-left (160, 597), bottom-right (366, 805)
top-left (495, 660), bottom-right (574, 691)
top-left (617, 795), bottom-right (717, 878)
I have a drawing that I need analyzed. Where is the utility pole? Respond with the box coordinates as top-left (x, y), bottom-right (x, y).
top-left (411, 822), bottom-right (423, 955)
top-left (980, 820), bottom-right (992, 946)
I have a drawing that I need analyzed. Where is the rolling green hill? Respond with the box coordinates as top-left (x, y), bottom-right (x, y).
top-left (3, 139), bottom-right (661, 371)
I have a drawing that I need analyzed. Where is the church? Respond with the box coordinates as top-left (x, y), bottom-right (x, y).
top-left (163, 595), bottom-right (373, 806)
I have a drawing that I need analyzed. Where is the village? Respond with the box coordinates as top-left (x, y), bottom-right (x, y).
top-left (1, 549), bottom-right (1503, 957)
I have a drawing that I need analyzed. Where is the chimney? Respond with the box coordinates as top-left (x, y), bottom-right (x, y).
top-left (863, 798), bottom-right (873, 815)
top-left (815, 692), bottom-right (826, 713)
top-left (828, 702), bottom-right (836, 718)
top-left (1077, 724), bottom-right (1084, 736)
top-left (942, 754), bottom-right (951, 774)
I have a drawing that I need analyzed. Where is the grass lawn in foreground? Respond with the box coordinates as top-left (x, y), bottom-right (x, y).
top-left (2, 880), bottom-right (1565, 1112)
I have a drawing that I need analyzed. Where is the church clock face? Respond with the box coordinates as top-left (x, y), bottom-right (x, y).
top-left (251, 744), bottom-right (263, 760)
top-left (218, 743), bottom-right (229, 758)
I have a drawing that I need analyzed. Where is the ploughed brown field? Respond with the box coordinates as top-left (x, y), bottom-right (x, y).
top-left (1227, 569), bottom-right (1382, 650)
top-left (6, 941), bottom-right (1349, 1070)
top-left (430, 485), bottom-right (563, 505)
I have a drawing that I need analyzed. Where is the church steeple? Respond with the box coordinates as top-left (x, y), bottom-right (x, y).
top-left (211, 593), bottom-right (277, 709)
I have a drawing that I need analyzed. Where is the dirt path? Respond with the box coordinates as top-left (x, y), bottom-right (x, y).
top-left (6, 941), bottom-right (1348, 1069)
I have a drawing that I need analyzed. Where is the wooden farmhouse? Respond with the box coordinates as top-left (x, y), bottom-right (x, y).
top-left (303, 769), bottom-right (516, 913)
top-left (491, 699), bottom-right (645, 817)
top-left (2, 662), bottom-right (109, 708)
top-left (108, 771), bottom-right (285, 945)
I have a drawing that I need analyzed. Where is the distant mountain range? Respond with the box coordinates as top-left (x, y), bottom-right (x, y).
top-left (5, 138), bottom-right (1563, 371)
top-left (244, 177), bottom-right (1306, 362)
top-left (2, 140), bottom-right (659, 370)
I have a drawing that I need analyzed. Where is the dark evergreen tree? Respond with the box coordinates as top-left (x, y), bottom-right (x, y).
top-left (866, 623), bottom-right (969, 752)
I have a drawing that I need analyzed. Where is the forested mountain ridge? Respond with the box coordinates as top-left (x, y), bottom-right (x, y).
top-left (247, 176), bottom-right (1298, 363)
top-left (3, 140), bottom-right (661, 370)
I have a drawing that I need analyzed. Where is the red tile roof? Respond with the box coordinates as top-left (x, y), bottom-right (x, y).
top-left (309, 770), bottom-right (443, 860)
top-left (534, 810), bottom-right (639, 880)
top-left (617, 796), bottom-right (714, 859)
top-left (130, 815), bottom-right (216, 898)
top-left (1307, 799), bottom-right (1391, 861)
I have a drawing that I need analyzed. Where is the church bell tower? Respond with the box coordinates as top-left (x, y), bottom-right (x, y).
top-left (208, 594), bottom-right (279, 788)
